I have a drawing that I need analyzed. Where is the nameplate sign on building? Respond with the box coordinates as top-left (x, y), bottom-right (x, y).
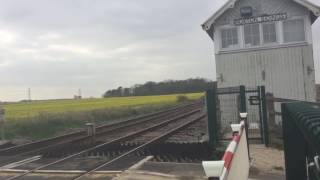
top-left (234, 13), bottom-right (287, 26)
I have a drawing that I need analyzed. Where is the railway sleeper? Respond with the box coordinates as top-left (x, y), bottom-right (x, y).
top-left (45, 142), bottom-right (218, 165)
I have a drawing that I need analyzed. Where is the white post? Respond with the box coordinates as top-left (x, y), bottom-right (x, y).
top-left (86, 123), bottom-right (96, 136)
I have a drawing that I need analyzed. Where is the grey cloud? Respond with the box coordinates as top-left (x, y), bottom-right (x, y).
top-left (0, 0), bottom-right (318, 101)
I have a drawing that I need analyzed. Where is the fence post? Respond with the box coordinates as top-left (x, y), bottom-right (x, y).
top-left (206, 89), bottom-right (218, 149)
top-left (266, 93), bottom-right (276, 128)
top-left (257, 86), bottom-right (264, 144)
top-left (260, 86), bottom-right (269, 147)
top-left (239, 85), bottom-right (247, 114)
top-left (239, 86), bottom-right (247, 134)
top-left (282, 103), bottom-right (307, 180)
top-left (239, 85), bottom-right (250, 158)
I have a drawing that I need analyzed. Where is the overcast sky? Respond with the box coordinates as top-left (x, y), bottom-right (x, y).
top-left (0, 0), bottom-right (319, 101)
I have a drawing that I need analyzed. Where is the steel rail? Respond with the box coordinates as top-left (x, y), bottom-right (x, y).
top-left (0, 102), bottom-right (194, 153)
top-left (0, 103), bottom-right (201, 166)
top-left (5, 108), bottom-right (201, 180)
top-left (72, 113), bottom-right (206, 180)
top-left (18, 103), bottom-right (199, 156)
top-left (0, 101), bottom-right (201, 155)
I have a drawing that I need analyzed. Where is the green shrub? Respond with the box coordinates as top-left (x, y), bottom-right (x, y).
top-left (176, 95), bottom-right (189, 102)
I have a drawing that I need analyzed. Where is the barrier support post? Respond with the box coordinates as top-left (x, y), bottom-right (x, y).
top-left (206, 89), bottom-right (218, 149)
top-left (260, 86), bottom-right (269, 147)
top-left (239, 85), bottom-right (247, 115)
top-left (239, 86), bottom-right (249, 156)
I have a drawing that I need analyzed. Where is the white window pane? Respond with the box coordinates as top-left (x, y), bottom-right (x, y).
top-left (244, 24), bottom-right (260, 46)
top-left (221, 27), bottom-right (238, 49)
top-left (283, 19), bottom-right (305, 42)
top-left (263, 23), bottom-right (277, 43)
top-left (232, 28), bottom-right (238, 44)
top-left (221, 30), bottom-right (227, 48)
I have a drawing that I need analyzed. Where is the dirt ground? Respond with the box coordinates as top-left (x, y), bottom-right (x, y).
top-left (249, 144), bottom-right (285, 180)
top-left (113, 144), bottom-right (286, 180)
top-left (0, 144), bottom-right (286, 180)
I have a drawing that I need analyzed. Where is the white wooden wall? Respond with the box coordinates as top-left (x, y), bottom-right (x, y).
top-left (216, 45), bottom-right (316, 101)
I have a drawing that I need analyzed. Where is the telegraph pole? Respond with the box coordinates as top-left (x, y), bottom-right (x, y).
top-left (0, 104), bottom-right (5, 141)
top-left (78, 89), bottom-right (82, 97)
top-left (27, 88), bottom-right (31, 102)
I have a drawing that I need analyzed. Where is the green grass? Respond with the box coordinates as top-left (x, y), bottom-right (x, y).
top-left (4, 93), bottom-right (203, 120)
top-left (2, 93), bottom-right (204, 140)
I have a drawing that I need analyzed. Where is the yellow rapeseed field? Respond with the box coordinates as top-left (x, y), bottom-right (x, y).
top-left (4, 93), bottom-right (203, 120)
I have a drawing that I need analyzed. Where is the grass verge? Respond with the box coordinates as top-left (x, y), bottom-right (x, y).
top-left (3, 94), bottom-right (203, 141)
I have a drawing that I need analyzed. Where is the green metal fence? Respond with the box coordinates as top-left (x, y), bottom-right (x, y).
top-left (205, 85), bottom-right (269, 148)
top-left (282, 102), bottom-right (320, 180)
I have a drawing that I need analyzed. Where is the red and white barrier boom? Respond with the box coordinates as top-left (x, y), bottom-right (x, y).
top-left (202, 120), bottom-right (250, 180)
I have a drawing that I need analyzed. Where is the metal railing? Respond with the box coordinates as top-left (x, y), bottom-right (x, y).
top-left (282, 102), bottom-right (320, 180)
top-left (205, 85), bottom-right (269, 148)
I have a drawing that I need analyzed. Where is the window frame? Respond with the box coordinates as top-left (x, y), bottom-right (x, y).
top-left (215, 16), bottom-right (308, 53)
top-left (218, 25), bottom-right (240, 50)
top-left (262, 22), bottom-right (278, 45)
top-left (243, 23), bottom-right (261, 47)
top-left (281, 17), bottom-right (307, 44)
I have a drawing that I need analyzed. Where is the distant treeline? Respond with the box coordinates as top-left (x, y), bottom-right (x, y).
top-left (103, 78), bottom-right (215, 97)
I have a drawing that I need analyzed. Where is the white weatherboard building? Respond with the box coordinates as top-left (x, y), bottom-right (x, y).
top-left (202, 0), bottom-right (320, 101)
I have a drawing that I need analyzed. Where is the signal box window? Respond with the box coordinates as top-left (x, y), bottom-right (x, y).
top-left (283, 19), bottom-right (305, 42)
top-left (244, 24), bottom-right (260, 47)
top-left (263, 23), bottom-right (277, 44)
top-left (221, 27), bottom-right (238, 49)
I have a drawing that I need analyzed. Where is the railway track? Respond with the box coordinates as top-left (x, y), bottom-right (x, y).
top-left (0, 101), bottom-right (206, 180)
top-left (0, 101), bottom-right (201, 157)
top-left (0, 104), bottom-right (202, 168)
top-left (72, 114), bottom-right (206, 180)
top-left (39, 106), bottom-right (201, 158)
top-left (0, 102), bottom-right (200, 159)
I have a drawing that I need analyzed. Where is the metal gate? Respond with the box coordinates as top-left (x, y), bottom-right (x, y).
top-left (206, 85), bottom-right (269, 147)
